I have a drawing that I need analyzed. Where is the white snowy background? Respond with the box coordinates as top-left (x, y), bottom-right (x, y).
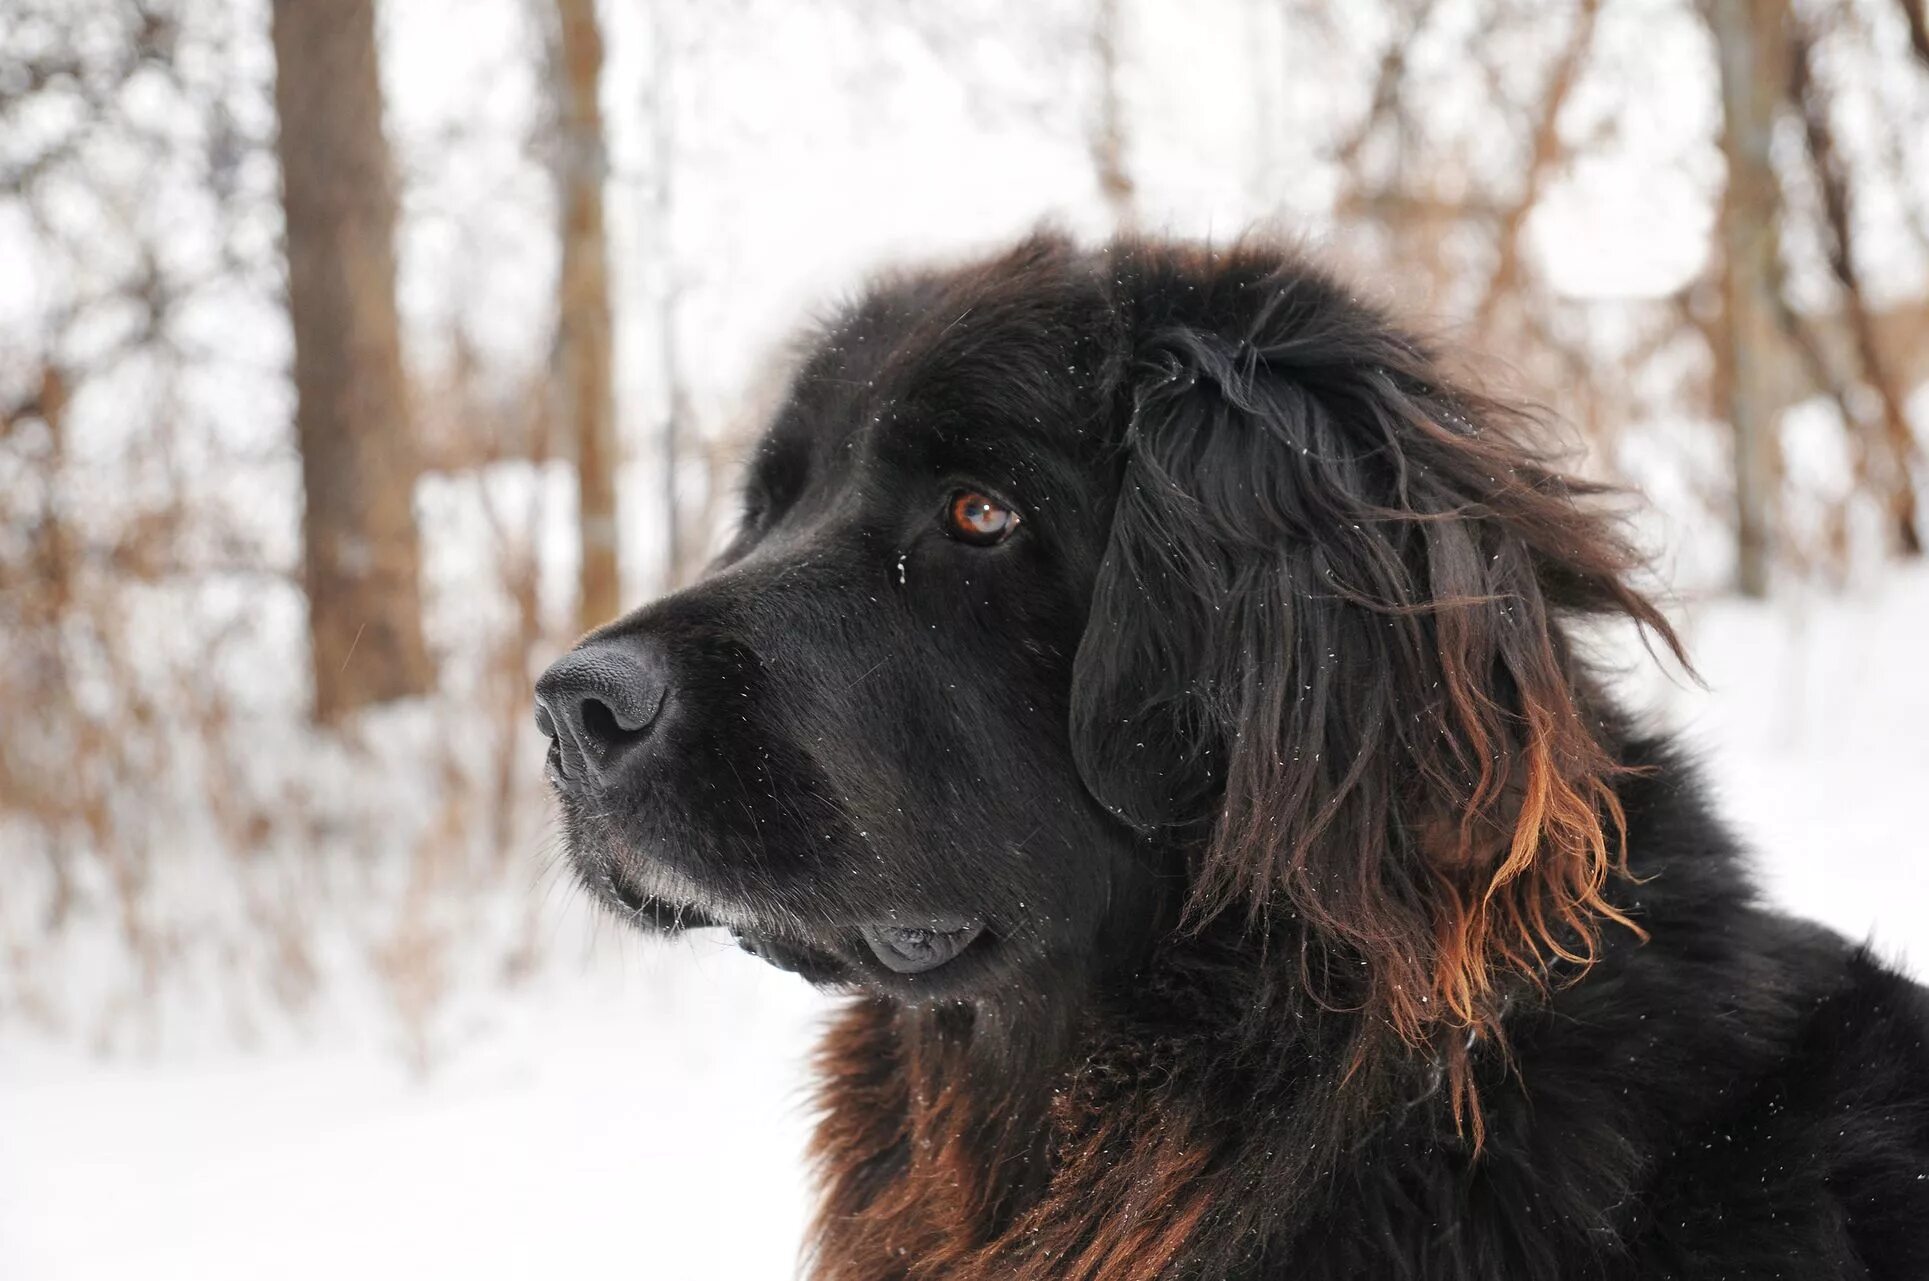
top-left (3, 0), bottom-right (1927, 1278)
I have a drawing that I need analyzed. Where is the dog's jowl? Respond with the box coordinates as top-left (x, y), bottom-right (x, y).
top-left (537, 235), bottom-right (1929, 1280)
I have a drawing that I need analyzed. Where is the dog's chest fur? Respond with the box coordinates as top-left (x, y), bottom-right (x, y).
top-left (802, 845), bottom-right (1929, 1280)
top-left (808, 997), bottom-right (1243, 1281)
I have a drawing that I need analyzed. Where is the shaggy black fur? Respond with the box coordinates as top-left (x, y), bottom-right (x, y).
top-left (537, 234), bottom-right (1929, 1279)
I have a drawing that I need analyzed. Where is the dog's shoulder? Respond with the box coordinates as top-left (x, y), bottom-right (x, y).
top-left (1794, 941), bottom-right (1929, 1093)
top-left (1797, 945), bottom-right (1929, 1273)
top-left (1612, 927), bottom-right (1929, 1278)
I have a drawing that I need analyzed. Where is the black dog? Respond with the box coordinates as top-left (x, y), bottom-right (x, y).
top-left (537, 235), bottom-right (1929, 1279)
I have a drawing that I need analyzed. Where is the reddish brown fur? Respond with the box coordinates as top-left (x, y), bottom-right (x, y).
top-left (808, 1002), bottom-right (1226, 1281)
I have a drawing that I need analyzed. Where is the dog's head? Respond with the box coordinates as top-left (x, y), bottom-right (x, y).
top-left (538, 234), bottom-right (1680, 1057)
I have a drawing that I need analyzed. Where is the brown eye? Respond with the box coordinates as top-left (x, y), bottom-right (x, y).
top-left (944, 490), bottom-right (1020, 545)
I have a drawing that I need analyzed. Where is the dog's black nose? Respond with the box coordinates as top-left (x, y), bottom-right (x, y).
top-left (534, 640), bottom-right (668, 785)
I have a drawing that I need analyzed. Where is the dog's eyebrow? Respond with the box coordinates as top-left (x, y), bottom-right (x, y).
top-left (873, 410), bottom-right (1032, 482)
top-left (744, 423), bottom-right (811, 507)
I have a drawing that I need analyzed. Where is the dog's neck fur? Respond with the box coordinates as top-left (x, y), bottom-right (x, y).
top-left (802, 734), bottom-right (1791, 1280)
top-left (805, 926), bottom-right (1466, 1279)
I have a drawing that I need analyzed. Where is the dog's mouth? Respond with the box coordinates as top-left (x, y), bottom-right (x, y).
top-left (731, 917), bottom-right (987, 981)
top-left (604, 863), bottom-right (988, 981)
top-left (725, 920), bottom-right (983, 982)
top-left (611, 880), bottom-right (986, 982)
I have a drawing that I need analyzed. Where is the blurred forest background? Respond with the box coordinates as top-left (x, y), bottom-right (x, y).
top-left (3, 0), bottom-right (1928, 1111)
top-left (4, 1), bottom-right (1928, 1274)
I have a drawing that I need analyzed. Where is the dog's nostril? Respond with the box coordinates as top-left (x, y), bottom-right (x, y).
top-left (578, 695), bottom-right (653, 749)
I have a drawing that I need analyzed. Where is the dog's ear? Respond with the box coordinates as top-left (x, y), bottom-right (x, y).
top-left (1071, 256), bottom-right (1684, 1086)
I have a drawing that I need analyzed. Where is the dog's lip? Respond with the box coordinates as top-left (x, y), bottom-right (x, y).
top-left (856, 917), bottom-right (985, 974)
top-left (598, 862), bottom-right (991, 980)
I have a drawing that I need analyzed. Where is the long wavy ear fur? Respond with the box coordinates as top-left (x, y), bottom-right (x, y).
top-left (1071, 243), bottom-right (1688, 1133)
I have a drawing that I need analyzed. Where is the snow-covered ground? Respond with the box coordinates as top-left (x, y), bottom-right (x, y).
top-left (3, 570), bottom-right (1926, 1281)
top-left (1, 934), bottom-right (833, 1280)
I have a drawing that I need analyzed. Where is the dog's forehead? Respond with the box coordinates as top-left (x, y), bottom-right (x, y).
top-left (757, 249), bottom-right (1115, 480)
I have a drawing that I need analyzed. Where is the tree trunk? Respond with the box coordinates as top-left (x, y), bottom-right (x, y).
top-left (647, 5), bottom-right (691, 588)
top-left (553, 0), bottom-right (621, 632)
top-left (1089, 0), bottom-right (1137, 229)
top-left (270, 0), bottom-right (432, 720)
top-left (1899, 0), bottom-right (1929, 70)
top-left (1706, 0), bottom-right (1790, 599)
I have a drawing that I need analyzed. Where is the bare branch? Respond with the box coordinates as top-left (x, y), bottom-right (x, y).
top-left (1329, 0), bottom-right (1442, 173)
top-left (1473, 0), bottom-right (1602, 330)
top-left (1790, 11), bottom-right (1923, 554)
top-left (1897, 0), bottom-right (1929, 70)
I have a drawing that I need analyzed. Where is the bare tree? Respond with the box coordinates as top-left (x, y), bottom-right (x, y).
top-left (646, 3), bottom-right (697, 587)
top-left (551, 0), bottom-right (622, 631)
top-left (1472, 0), bottom-right (1601, 332)
top-left (1899, 0), bottom-right (1929, 69)
top-left (270, 0), bottom-right (433, 718)
top-left (1705, 0), bottom-right (1791, 598)
top-left (1789, 12), bottom-right (1922, 555)
top-left (1089, 0), bottom-right (1137, 228)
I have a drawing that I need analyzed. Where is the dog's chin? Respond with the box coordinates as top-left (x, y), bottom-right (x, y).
top-left (855, 918), bottom-right (984, 974)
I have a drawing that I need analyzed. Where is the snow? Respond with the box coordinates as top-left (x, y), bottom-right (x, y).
top-left (1636, 574), bottom-right (1929, 968)
top-left (4, 571), bottom-right (1926, 1281)
top-left (1, 938), bottom-right (834, 1281)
